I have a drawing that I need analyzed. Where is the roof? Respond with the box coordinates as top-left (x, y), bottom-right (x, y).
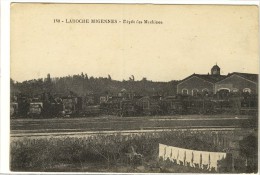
top-left (196, 74), bottom-right (226, 83)
top-left (229, 72), bottom-right (258, 83)
top-left (211, 64), bottom-right (220, 70)
top-left (179, 72), bottom-right (258, 85)
top-left (179, 74), bottom-right (227, 84)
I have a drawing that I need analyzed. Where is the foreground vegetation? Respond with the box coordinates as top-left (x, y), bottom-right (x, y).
top-left (11, 129), bottom-right (257, 173)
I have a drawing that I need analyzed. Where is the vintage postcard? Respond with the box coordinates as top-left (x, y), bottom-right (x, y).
top-left (9, 3), bottom-right (258, 173)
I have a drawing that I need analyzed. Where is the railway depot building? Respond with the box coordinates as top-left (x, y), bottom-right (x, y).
top-left (177, 65), bottom-right (258, 96)
top-left (215, 72), bottom-right (258, 94)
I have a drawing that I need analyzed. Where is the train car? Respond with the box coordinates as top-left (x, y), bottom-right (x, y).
top-left (82, 105), bottom-right (101, 116)
top-left (61, 96), bottom-right (82, 117)
top-left (118, 99), bottom-right (137, 117)
top-left (136, 96), bottom-right (162, 116)
top-left (16, 96), bottom-right (30, 117)
top-left (161, 96), bottom-right (183, 115)
top-left (211, 97), bottom-right (237, 114)
top-left (27, 102), bottom-right (43, 117)
top-left (239, 94), bottom-right (258, 115)
top-left (241, 94), bottom-right (258, 108)
top-left (184, 96), bottom-right (218, 115)
top-left (100, 95), bottom-right (143, 117)
top-left (27, 96), bottom-right (64, 118)
top-left (10, 102), bottom-right (18, 117)
top-left (48, 102), bottom-right (64, 117)
top-left (103, 96), bottom-right (123, 116)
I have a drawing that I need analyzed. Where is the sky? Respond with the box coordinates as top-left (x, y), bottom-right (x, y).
top-left (11, 4), bottom-right (259, 82)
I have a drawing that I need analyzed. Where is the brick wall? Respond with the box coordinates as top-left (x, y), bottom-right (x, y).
top-left (215, 75), bottom-right (258, 94)
top-left (177, 76), bottom-right (214, 95)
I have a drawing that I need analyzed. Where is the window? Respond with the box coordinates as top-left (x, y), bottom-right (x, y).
top-left (243, 88), bottom-right (251, 93)
top-left (182, 89), bottom-right (188, 95)
top-left (192, 89), bottom-right (199, 96)
top-left (217, 88), bottom-right (230, 98)
top-left (202, 88), bottom-right (209, 96)
top-left (202, 88), bottom-right (209, 92)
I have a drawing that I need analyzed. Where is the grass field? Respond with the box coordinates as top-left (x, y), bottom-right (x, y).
top-left (10, 129), bottom-right (257, 173)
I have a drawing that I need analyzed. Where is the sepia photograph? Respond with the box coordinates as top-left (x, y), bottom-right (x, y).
top-left (9, 3), bottom-right (258, 173)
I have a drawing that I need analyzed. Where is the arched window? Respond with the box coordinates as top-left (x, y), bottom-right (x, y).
top-left (182, 89), bottom-right (188, 95)
top-left (202, 88), bottom-right (209, 96)
top-left (243, 88), bottom-right (251, 93)
top-left (218, 88), bottom-right (230, 92)
top-left (202, 88), bottom-right (209, 92)
top-left (192, 89), bottom-right (199, 96)
top-left (218, 88), bottom-right (230, 98)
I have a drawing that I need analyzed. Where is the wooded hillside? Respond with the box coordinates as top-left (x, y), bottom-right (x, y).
top-left (11, 74), bottom-right (179, 97)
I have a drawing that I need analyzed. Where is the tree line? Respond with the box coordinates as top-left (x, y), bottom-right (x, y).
top-left (11, 73), bottom-right (179, 98)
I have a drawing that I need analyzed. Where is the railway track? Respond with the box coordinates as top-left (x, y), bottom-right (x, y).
top-left (10, 115), bottom-right (257, 139)
top-left (11, 126), bottom-right (251, 139)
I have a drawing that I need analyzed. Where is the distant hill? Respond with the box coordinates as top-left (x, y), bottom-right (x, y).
top-left (10, 74), bottom-right (179, 98)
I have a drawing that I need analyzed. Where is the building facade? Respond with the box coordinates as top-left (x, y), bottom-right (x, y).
top-left (177, 75), bottom-right (215, 95)
top-left (177, 65), bottom-right (258, 96)
top-left (215, 73), bottom-right (258, 94)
